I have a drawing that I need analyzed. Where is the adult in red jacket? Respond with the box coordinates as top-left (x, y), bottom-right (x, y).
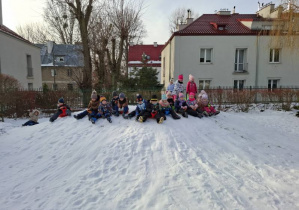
top-left (186, 74), bottom-right (197, 99)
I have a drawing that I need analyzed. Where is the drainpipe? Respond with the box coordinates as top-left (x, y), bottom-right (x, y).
top-left (255, 34), bottom-right (260, 102)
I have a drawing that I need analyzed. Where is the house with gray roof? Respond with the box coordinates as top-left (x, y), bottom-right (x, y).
top-left (37, 41), bottom-right (84, 90)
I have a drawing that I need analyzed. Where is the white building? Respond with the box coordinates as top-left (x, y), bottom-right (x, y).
top-left (0, 0), bottom-right (42, 89)
top-left (161, 3), bottom-right (299, 90)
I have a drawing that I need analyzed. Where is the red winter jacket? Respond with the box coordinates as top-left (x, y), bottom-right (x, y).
top-left (186, 81), bottom-right (197, 94)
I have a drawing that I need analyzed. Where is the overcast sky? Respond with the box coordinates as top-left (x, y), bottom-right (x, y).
top-left (2, 0), bottom-right (281, 44)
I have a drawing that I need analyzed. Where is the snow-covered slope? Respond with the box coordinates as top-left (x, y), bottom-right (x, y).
top-left (0, 109), bottom-right (298, 210)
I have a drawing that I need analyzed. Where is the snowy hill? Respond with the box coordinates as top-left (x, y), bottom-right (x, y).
top-left (0, 109), bottom-right (299, 210)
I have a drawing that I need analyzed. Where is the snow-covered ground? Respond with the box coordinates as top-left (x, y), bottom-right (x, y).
top-left (0, 108), bottom-right (298, 210)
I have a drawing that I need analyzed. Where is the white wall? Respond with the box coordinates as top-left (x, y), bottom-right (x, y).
top-left (162, 35), bottom-right (299, 88)
top-left (0, 32), bottom-right (42, 89)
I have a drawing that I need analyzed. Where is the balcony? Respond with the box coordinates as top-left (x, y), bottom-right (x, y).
top-left (234, 63), bottom-right (248, 73)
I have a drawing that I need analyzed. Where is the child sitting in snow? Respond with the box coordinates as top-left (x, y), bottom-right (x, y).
top-left (186, 92), bottom-right (203, 118)
top-left (127, 94), bottom-right (147, 120)
top-left (186, 74), bottom-right (197, 99)
top-left (172, 74), bottom-right (185, 100)
top-left (22, 109), bottom-right (40, 126)
top-left (74, 90), bottom-right (99, 121)
top-left (95, 96), bottom-right (113, 124)
top-left (49, 97), bottom-right (71, 122)
top-left (118, 92), bottom-right (129, 118)
top-left (111, 91), bottom-right (119, 116)
top-left (174, 93), bottom-right (188, 118)
top-left (166, 91), bottom-right (175, 110)
top-left (159, 94), bottom-right (180, 120)
top-left (197, 90), bottom-right (220, 116)
top-left (137, 95), bottom-right (165, 124)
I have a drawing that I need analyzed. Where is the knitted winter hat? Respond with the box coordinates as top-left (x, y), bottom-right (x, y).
top-left (166, 91), bottom-right (172, 96)
top-left (151, 95), bottom-right (158, 101)
top-left (189, 74), bottom-right (194, 81)
top-left (119, 92), bottom-right (125, 99)
top-left (58, 97), bottom-right (64, 103)
top-left (136, 94), bottom-right (143, 101)
top-left (179, 93), bottom-right (184, 98)
top-left (91, 90), bottom-right (97, 99)
top-left (189, 92), bottom-right (195, 96)
top-left (161, 94), bottom-right (167, 100)
top-left (100, 96), bottom-right (107, 102)
top-left (198, 90), bottom-right (207, 98)
top-left (112, 91), bottom-right (118, 97)
top-left (202, 93), bottom-right (208, 100)
top-left (170, 78), bottom-right (174, 82)
top-left (178, 74), bottom-right (183, 80)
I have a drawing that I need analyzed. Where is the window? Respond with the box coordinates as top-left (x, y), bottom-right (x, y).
top-left (67, 84), bottom-right (73, 91)
top-left (200, 49), bottom-right (212, 63)
top-left (51, 69), bottom-right (57, 76)
top-left (234, 80), bottom-right (245, 90)
top-left (56, 56), bottom-right (65, 62)
top-left (52, 83), bottom-right (58, 90)
top-left (199, 80), bottom-right (211, 90)
top-left (163, 57), bottom-right (165, 77)
top-left (235, 49), bottom-right (247, 71)
top-left (269, 49), bottom-right (280, 63)
top-left (67, 69), bottom-right (72, 77)
top-left (268, 79), bottom-right (279, 90)
top-left (27, 55), bottom-right (33, 77)
top-left (28, 83), bottom-right (33, 90)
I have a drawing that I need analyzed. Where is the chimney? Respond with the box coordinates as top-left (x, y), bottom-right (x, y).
top-left (0, 0), bottom-right (3, 25)
top-left (186, 9), bottom-right (194, 25)
top-left (153, 42), bottom-right (157, 47)
top-left (47, 41), bottom-right (54, 54)
top-left (232, 6), bottom-right (236, 14)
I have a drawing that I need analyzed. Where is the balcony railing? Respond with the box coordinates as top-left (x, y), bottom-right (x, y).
top-left (234, 63), bottom-right (248, 72)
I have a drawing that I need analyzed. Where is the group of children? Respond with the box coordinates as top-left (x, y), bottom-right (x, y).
top-left (22, 74), bottom-right (220, 126)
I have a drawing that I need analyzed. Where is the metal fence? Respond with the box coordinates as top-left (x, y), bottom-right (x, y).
top-left (1, 86), bottom-right (299, 119)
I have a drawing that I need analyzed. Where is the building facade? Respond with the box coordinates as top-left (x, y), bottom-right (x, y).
top-left (0, 25), bottom-right (42, 89)
top-left (161, 3), bottom-right (299, 90)
top-left (37, 41), bottom-right (84, 90)
top-left (128, 42), bottom-right (164, 83)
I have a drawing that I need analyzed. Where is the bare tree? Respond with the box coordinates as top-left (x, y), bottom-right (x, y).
top-left (270, 0), bottom-right (299, 50)
top-left (16, 23), bottom-right (51, 44)
top-left (169, 7), bottom-right (199, 34)
top-left (44, 0), bottom-right (79, 44)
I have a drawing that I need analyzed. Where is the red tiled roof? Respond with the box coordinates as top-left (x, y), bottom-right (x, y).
top-left (174, 14), bottom-right (267, 36)
top-left (0, 24), bottom-right (33, 45)
top-left (128, 44), bottom-right (164, 62)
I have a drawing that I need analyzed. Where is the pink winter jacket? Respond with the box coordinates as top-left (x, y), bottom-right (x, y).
top-left (186, 81), bottom-right (197, 94)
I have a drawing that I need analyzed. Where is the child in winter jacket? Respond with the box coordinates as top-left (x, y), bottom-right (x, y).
top-left (111, 91), bottom-right (119, 116)
top-left (172, 74), bottom-right (184, 100)
top-left (137, 95), bottom-right (165, 124)
top-left (128, 94), bottom-right (147, 120)
top-left (186, 74), bottom-right (197, 99)
top-left (186, 92), bottom-right (203, 118)
top-left (22, 109), bottom-right (40, 126)
top-left (94, 96), bottom-right (113, 124)
top-left (159, 94), bottom-right (180, 120)
top-left (74, 90), bottom-right (99, 120)
top-left (174, 93), bottom-right (188, 118)
top-left (166, 91), bottom-right (175, 110)
top-left (197, 90), bottom-right (220, 116)
top-left (166, 79), bottom-right (175, 93)
top-left (49, 98), bottom-right (71, 122)
top-left (118, 92), bottom-right (129, 118)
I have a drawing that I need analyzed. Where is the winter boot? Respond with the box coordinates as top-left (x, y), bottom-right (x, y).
top-left (173, 114), bottom-right (181, 119)
top-left (197, 113), bottom-right (203, 118)
top-left (138, 116), bottom-right (144, 123)
top-left (182, 111), bottom-right (188, 118)
top-left (296, 111), bottom-right (299, 117)
top-left (74, 115), bottom-right (78, 120)
top-left (158, 117), bottom-right (164, 124)
top-left (214, 111), bottom-right (220, 115)
top-left (202, 111), bottom-right (209, 117)
top-left (91, 118), bottom-right (96, 124)
top-left (107, 117), bottom-right (112, 123)
top-left (115, 112), bottom-right (119, 117)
